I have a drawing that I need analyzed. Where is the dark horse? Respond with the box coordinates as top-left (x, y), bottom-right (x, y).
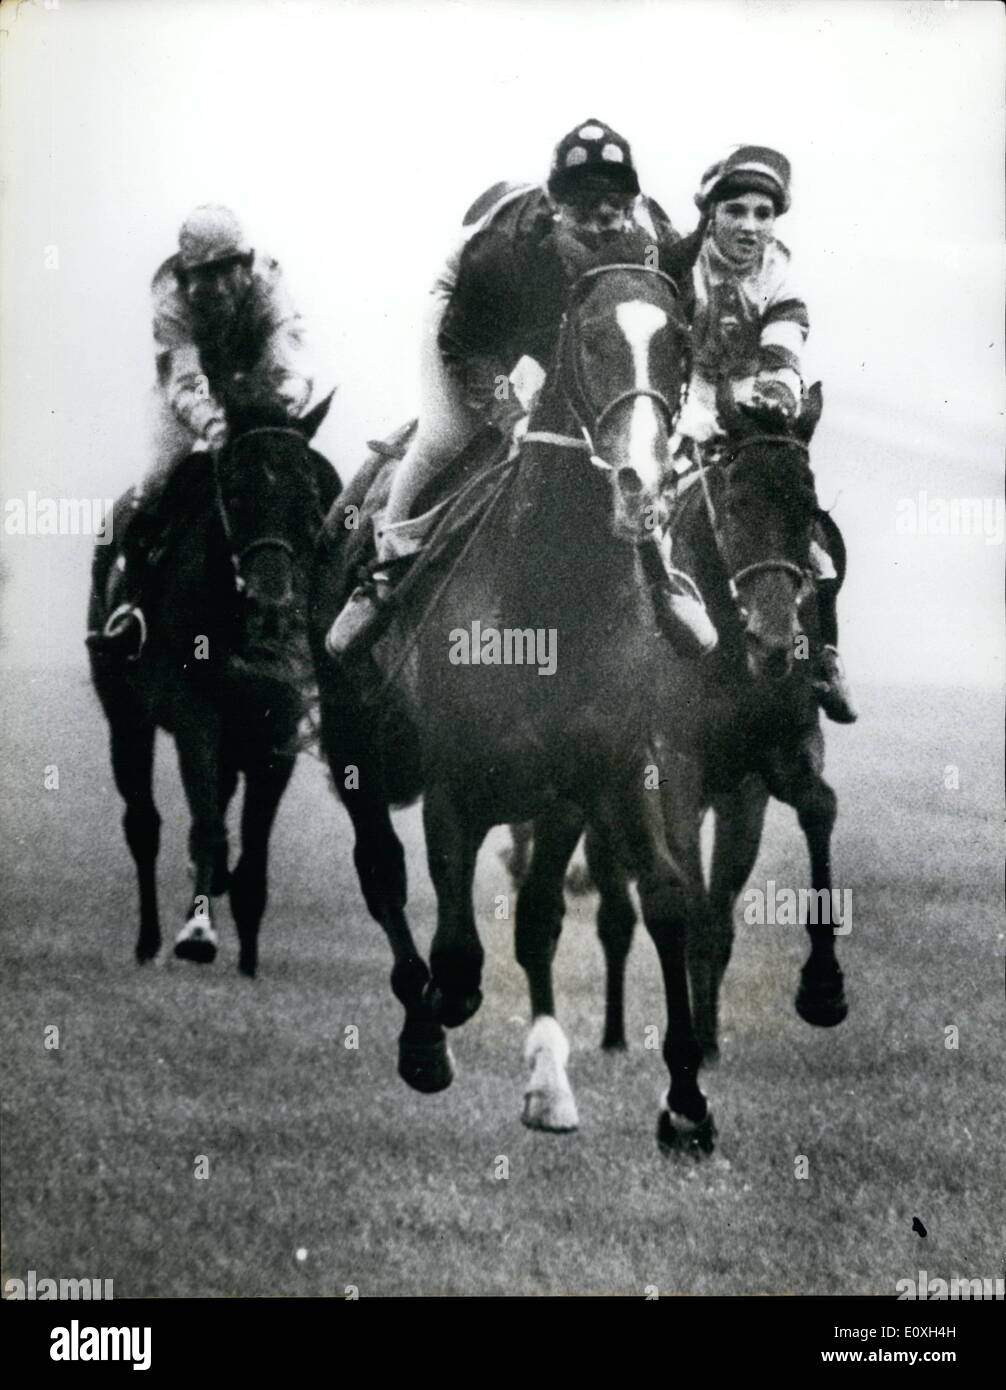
top-left (585, 384), bottom-right (849, 1087)
top-left (89, 398), bottom-right (340, 976)
top-left (311, 262), bottom-right (716, 1149)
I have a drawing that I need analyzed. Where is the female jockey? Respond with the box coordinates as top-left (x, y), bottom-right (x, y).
top-left (672, 145), bottom-right (857, 723)
top-left (327, 118), bottom-right (715, 659)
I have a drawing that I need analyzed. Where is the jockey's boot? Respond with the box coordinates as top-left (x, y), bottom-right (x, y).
top-left (641, 537), bottom-right (718, 659)
top-left (325, 512), bottom-right (425, 659)
top-left (813, 645), bottom-right (858, 724)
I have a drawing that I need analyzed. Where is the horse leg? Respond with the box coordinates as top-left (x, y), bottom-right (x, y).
top-left (422, 783), bottom-right (485, 1029)
top-left (228, 755), bottom-right (295, 978)
top-left (343, 784), bottom-right (454, 1094)
top-left (213, 759), bottom-right (238, 895)
top-left (698, 776), bottom-right (770, 1061)
top-left (767, 736), bottom-right (847, 1026)
top-left (500, 820), bottom-right (533, 890)
top-left (624, 780), bottom-right (713, 1156)
top-left (108, 716), bottom-right (162, 964)
top-left (172, 716), bottom-right (226, 964)
top-left (517, 800), bottom-right (584, 1132)
top-left (584, 822), bottom-right (637, 1051)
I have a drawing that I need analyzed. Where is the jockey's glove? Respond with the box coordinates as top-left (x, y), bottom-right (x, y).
top-left (203, 417), bottom-right (229, 451)
top-left (750, 379), bottom-right (797, 420)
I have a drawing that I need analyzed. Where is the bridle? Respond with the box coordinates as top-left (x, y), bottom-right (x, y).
top-left (524, 263), bottom-right (691, 470)
top-left (213, 426), bottom-right (316, 593)
top-left (696, 432), bottom-right (816, 621)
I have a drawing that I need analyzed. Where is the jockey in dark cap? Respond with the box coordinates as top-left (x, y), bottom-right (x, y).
top-left (326, 119), bottom-right (714, 659)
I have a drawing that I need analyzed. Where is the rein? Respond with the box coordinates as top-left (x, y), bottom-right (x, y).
top-left (695, 434), bottom-right (815, 620)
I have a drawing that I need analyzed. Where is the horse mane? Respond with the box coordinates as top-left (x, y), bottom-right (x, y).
top-left (725, 438), bottom-right (819, 524)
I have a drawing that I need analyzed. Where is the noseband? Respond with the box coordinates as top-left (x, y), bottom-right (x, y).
top-left (698, 434), bottom-right (815, 620)
top-left (214, 427), bottom-right (313, 592)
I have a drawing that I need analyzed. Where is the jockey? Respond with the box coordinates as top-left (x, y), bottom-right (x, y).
top-left (326, 118), bottom-right (716, 660)
top-left (87, 205), bottom-right (314, 661)
top-left (671, 146), bottom-right (857, 723)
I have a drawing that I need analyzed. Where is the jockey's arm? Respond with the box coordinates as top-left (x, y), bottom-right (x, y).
top-left (752, 260), bottom-right (809, 416)
top-left (239, 272), bottom-right (313, 417)
top-left (161, 342), bottom-right (228, 443)
top-left (437, 224), bottom-right (519, 412)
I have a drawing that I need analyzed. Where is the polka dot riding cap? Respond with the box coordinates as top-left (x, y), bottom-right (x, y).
top-left (547, 119), bottom-right (641, 203)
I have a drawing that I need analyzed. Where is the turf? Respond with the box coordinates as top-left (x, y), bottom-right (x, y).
top-left (1, 669), bottom-right (1002, 1297)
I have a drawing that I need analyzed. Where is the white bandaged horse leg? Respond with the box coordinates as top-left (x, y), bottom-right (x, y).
top-left (522, 1015), bottom-right (579, 1132)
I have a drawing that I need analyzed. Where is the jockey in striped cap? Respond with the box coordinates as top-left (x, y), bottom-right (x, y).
top-left (672, 146), bottom-right (857, 722)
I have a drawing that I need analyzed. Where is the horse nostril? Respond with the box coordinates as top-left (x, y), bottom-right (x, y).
top-left (617, 466), bottom-right (643, 497)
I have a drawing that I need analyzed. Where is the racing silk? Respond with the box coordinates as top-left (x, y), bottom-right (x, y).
top-left (151, 250), bottom-right (313, 438)
top-left (681, 232), bottom-right (808, 439)
top-left (437, 183), bottom-right (684, 409)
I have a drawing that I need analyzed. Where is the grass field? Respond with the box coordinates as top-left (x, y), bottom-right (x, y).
top-left (1, 668), bottom-right (1002, 1297)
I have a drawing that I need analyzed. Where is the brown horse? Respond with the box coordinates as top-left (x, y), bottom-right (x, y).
top-left (311, 261), bottom-right (717, 1150)
top-left (89, 399), bottom-right (339, 975)
top-left (585, 385), bottom-right (849, 1091)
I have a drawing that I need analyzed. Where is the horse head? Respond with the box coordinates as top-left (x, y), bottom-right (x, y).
top-left (713, 380), bottom-right (823, 681)
top-left (558, 262), bottom-right (691, 542)
top-left (214, 392), bottom-right (338, 664)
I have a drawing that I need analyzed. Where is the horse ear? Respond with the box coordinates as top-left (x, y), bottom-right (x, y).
top-left (298, 389), bottom-right (336, 441)
top-left (795, 381), bottom-right (823, 442)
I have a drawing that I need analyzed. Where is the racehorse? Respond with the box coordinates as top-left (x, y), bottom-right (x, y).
top-left (311, 258), bottom-right (718, 1151)
top-left (89, 398), bottom-right (340, 976)
top-left (584, 383), bottom-right (849, 1071)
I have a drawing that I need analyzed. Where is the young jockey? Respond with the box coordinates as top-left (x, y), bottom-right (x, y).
top-left (87, 205), bottom-right (314, 661)
top-left (326, 119), bottom-right (715, 659)
top-left (672, 145), bottom-right (857, 723)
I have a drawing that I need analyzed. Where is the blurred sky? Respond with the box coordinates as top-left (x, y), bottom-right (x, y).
top-left (1, 0), bottom-right (1003, 685)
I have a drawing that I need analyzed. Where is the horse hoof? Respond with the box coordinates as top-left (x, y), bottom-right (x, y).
top-left (174, 918), bottom-right (218, 965)
top-left (700, 1041), bottom-right (721, 1067)
top-left (174, 938), bottom-right (217, 965)
top-left (238, 958), bottom-right (257, 979)
top-left (796, 968), bottom-right (848, 1027)
top-left (398, 1039), bottom-right (455, 1093)
top-left (657, 1107), bottom-right (716, 1157)
top-left (135, 943), bottom-right (162, 966)
top-left (522, 1090), bottom-right (579, 1133)
top-left (601, 1035), bottom-right (627, 1053)
top-left (425, 983), bottom-right (482, 1029)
